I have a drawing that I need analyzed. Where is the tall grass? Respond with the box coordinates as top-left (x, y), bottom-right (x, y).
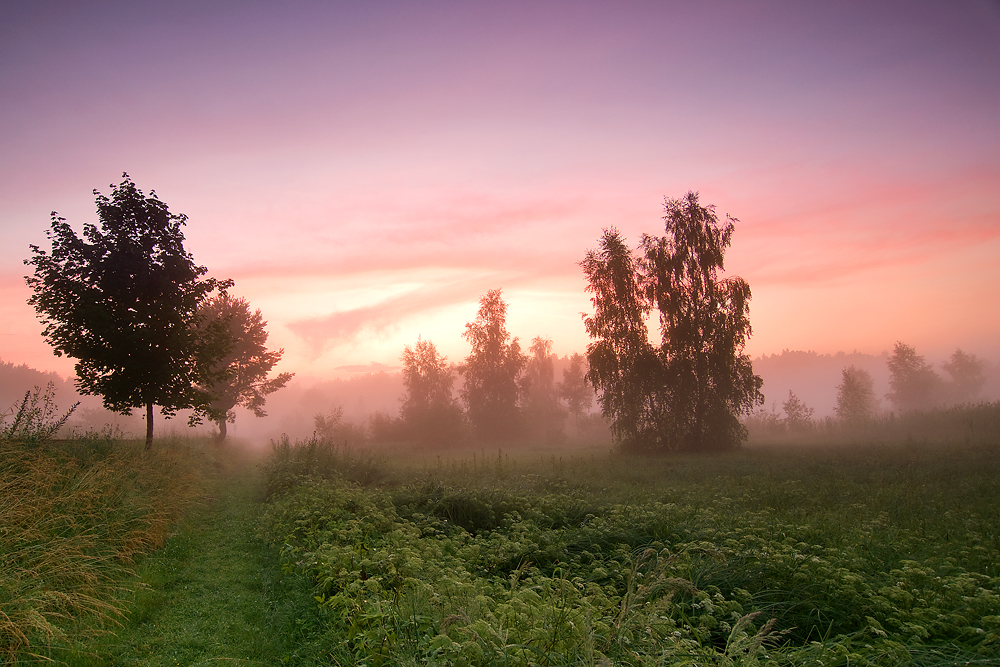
top-left (0, 435), bottom-right (210, 664)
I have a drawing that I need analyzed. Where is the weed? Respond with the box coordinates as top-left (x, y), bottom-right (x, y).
top-left (0, 382), bottom-right (79, 444)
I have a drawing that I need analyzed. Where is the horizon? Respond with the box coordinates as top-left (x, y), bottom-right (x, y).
top-left (3, 2), bottom-right (999, 380)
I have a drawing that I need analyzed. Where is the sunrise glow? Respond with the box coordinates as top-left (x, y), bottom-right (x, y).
top-left (2, 1), bottom-right (998, 382)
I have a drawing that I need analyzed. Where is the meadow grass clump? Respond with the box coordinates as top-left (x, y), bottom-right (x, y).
top-left (261, 433), bottom-right (394, 500)
top-left (0, 434), bottom-right (212, 664)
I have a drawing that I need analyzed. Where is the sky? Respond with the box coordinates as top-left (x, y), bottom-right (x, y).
top-left (2, 0), bottom-right (999, 383)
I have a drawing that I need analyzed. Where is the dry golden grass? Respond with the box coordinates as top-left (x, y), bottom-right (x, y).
top-left (0, 437), bottom-right (210, 664)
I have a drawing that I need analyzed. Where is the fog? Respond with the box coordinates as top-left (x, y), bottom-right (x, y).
top-left (4, 347), bottom-right (999, 448)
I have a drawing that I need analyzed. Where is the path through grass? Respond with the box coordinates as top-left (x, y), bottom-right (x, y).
top-left (58, 454), bottom-right (314, 667)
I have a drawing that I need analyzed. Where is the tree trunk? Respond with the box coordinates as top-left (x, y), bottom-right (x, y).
top-left (145, 403), bottom-right (154, 450)
top-left (215, 418), bottom-right (227, 445)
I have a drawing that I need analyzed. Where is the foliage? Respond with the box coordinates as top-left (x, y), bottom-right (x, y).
top-left (780, 390), bottom-right (814, 432)
top-left (747, 401), bottom-right (1000, 447)
top-left (836, 365), bottom-right (878, 423)
top-left (0, 435), bottom-right (209, 663)
top-left (460, 289), bottom-right (527, 443)
top-left (400, 337), bottom-right (467, 447)
top-left (582, 193), bottom-right (763, 453)
top-left (520, 337), bottom-right (566, 443)
top-left (943, 348), bottom-right (987, 404)
top-left (558, 352), bottom-right (593, 425)
top-left (886, 342), bottom-right (943, 413)
top-left (261, 433), bottom-right (391, 500)
top-left (581, 228), bottom-right (659, 448)
top-left (0, 382), bottom-right (79, 443)
top-left (260, 436), bottom-right (1000, 666)
top-left (314, 406), bottom-right (368, 447)
top-left (24, 175), bottom-right (230, 448)
top-left (196, 293), bottom-right (294, 442)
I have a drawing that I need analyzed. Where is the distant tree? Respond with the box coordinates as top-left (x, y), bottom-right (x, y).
top-left (781, 391), bottom-right (814, 432)
top-left (835, 366), bottom-right (877, 422)
top-left (197, 294), bottom-right (294, 443)
top-left (745, 404), bottom-right (785, 437)
top-left (582, 192), bottom-right (763, 452)
top-left (460, 289), bottom-right (527, 442)
top-left (886, 342), bottom-right (942, 413)
top-left (400, 337), bottom-right (465, 447)
top-left (942, 348), bottom-right (986, 404)
top-left (558, 352), bottom-right (593, 427)
top-left (520, 337), bottom-right (566, 442)
top-left (24, 175), bottom-right (230, 449)
top-left (368, 411), bottom-right (404, 444)
top-left (314, 406), bottom-right (366, 446)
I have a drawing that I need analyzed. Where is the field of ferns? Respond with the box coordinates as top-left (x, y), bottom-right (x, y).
top-left (259, 410), bottom-right (1000, 666)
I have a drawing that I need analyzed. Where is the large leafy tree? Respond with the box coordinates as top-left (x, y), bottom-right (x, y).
top-left (582, 192), bottom-right (763, 452)
top-left (460, 289), bottom-right (527, 442)
top-left (400, 337), bottom-right (465, 447)
top-left (197, 293), bottom-right (294, 442)
top-left (581, 229), bottom-right (661, 446)
top-left (24, 175), bottom-right (230, 449)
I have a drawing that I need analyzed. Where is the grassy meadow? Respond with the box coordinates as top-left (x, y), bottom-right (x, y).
top-left (2, 403), bottom-right (999, 665)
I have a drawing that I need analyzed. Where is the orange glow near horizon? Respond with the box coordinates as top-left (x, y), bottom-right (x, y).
top-left (2, 2), bottom-right (999, 383)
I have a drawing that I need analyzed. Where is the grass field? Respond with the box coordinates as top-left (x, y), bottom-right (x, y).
top-left (3, 404), bottom-right (999, 666)
top-left (258, 429), bottom-right (1000, 665)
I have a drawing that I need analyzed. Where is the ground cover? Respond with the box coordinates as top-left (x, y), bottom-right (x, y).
top-left (55, 455), bottom-right (317, 667)
top-left (260, 435), bottom-right (1000, 666)
top-left (0, 434), bottom-right (208, 664)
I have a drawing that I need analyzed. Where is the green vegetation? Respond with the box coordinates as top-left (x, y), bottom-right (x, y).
top-left (56, 459), bottom-right (316, 667)
top-left (24, 175), bottom-right (235, 448)
top-left (4, 403), bottom-right (999, 665)
top-left (259, 416), bottom-right (1000, 665)
top-left (0, 434), bottom-right (207, 664)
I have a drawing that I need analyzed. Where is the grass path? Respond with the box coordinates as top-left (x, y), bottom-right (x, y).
top-left (59, 455), bottom-right (314, 667)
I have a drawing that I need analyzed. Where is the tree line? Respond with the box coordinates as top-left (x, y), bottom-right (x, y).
top-left (40, 176), bottom-right (956, 453)
top-left (750, 343), bottom-right (989, 435)
top-left (309, 191), bottom-right (766, 452)
top-left (353, 291), bottom-right (597, 448)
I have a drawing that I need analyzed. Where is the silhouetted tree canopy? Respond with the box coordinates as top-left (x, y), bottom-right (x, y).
top-left (460, 289), bottom-right (527, 442)
top-left (886, 342), bottom-right (942, 413)
top-left (400, 337), bottom-right (465, 447)
top-left (582, 192), bottom-right (763, 452)
top-left (835, 366), bottom-right (878, 422)
top-left (23, 175), bottom-right (230, 449)
top-left (197, 293), bottom-right (294, 442)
